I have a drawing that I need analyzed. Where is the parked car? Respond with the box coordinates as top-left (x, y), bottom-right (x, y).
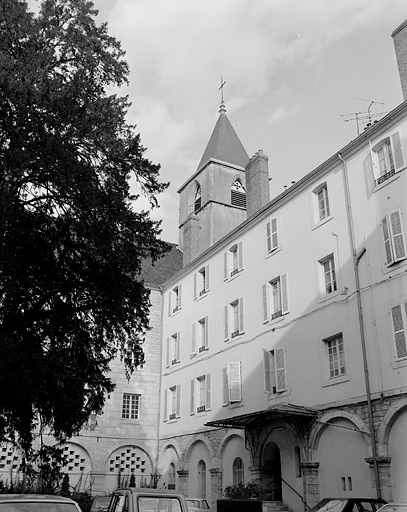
top-left (378, 505), bottom-right (407, 512)
top-left (91, 496), bottom-right (111, 512)
top-left (186, 499), bottom-right (210, 512)
top-left (309, 498), bottom-right (387, 512)
top-left (0, 494), bottom-right (82, 512)
top-left (107, 487), bottom-right (189, 512)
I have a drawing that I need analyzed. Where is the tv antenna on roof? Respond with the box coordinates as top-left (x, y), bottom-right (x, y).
top-left (341, 98), bottom-right (387, 136)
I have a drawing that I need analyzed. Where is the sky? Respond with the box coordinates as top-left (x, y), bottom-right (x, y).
top-left (27, 0), bottom-right (407, 243)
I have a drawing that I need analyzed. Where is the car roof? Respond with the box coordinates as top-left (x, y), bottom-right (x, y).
top-left (0, 495), bottom-right (76, 502)
top-left (114, 488), bottom-right (184, 496)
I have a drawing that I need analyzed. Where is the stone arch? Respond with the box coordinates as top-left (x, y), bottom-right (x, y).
top-left (376, 396), bottom-right (407, 457)
top-left (160, 440), bottom-right (183, 463)
top-left (309, 410), bottom-right (371, 458)
top-left (159, 442), bottom-right (183, 490)
top-left (216, 429), bottom-right (245, 462)
top-left (59, 441), bottom-right (93, 491)
top-left (184, 434), bottom-right (215, 466)
top-left (187, 180), bottom-right (201, 215)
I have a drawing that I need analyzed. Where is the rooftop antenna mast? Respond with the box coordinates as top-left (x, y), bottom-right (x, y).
top-left (341, 98), bottom-right (386, 136)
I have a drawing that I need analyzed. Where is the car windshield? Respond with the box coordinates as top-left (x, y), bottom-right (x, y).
top-left (186, 502), bottom-right (199, 508)
top-left (313, 500), bottom-right (347, 512)
top-left (137, 497), bottom-right (182, 512)
top-left (0, 503), bottom-right (78, 512)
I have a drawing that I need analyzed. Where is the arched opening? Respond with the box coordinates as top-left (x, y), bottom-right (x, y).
top-left (231, 180), bottom-right (246, 209)
top-left (198, 459), bottom-right (206, 498)
top-left (168, 462), bottom-right (176, 490)
top-left (194, 185), bottom-right (202, 213)
top-left (232, 457), bottom-right (244, 485)
top-left (263, 441), bottom-right (282, 500)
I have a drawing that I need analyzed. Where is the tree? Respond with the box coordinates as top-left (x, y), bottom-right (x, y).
top-left (0, 0), bottom-right (169, 456)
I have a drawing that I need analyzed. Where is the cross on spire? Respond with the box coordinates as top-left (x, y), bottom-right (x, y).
top-left (218, 76), bottom-right (226, 113)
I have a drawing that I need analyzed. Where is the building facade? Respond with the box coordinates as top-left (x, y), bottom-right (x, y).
top-left (2, 18), bottom-right (407, 512)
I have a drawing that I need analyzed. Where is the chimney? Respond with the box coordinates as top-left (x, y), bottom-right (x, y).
top-left (392, 19), bottom-right (407, 101)
top-left (245, 150), bottom-right (270, 217)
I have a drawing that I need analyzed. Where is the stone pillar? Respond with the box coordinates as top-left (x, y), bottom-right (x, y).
top-left (209, 468), bottom-right (223, 512)
top-left (245, 150), bottom-right (270, 218)
top-left (300, 462), bottom-right (320, 511)
top-left (365, 457), bottom-right (393, 502)
top-left (177, 469), bottom-right (189, 497)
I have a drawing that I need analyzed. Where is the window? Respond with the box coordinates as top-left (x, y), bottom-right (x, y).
top-left (194, 266), bottom-right (210, 298)
top-left (312, 183), bottom-right (331, 225)
top-left (319, 254), bottom-right (337, 295)
top-left (168, 285), bottom-right (182, 315)
top-left (198, 460), bottom-right (206, 498)
top-left (164, 385), bottom-right (181, 421)
top-left (190, 374), bottom-right (211, 414)
top-left (224, 298), bottom-right (244, 340)
top-left (233, 458), bottom-right (245, 485)
top-left (390, 302), bottom-right (407, 360)
top-left (325, 334), bottom-right (346, 378)
top-left (122, 393), bottom-right (140, 420)
top-left (371, 132), bottom-right (405, 185)
top-left (191, 317), bottom-right (208, 357)
top-left (224, 242), bottom-right (243, 279)
top-left (262, 274), bottom-right (288, 323)
top-left (263, 347), bottom-right (287, 394)
top-left (381, 210), bottom-right (406, 266)
top-left (194, 185), bottom-right (202, 213)
top-left (168, 463), bottom-right (176, 490)
top-left (223, 361), bottom-right (242, 405)
top-left (166, 332), bottom-right (180, 366)
top-left (265, 217), bottom-right (279, 253)
top-left (231, 180), bottom-right (246, 208)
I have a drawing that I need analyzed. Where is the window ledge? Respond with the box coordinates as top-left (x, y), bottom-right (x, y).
top-left (373, 168), bottom-right (403, 192)
top-left (322, 374), bottom-right (350, 388)
top-left (195, 290), bottom-right (208, 301)
top-left (225, 270), bottom-right (242, 282)
top-left (268, 389), bottom-right (291, 399)
top-left (317, 288), bottom-right (342, 304)
top-left (265, 246), bottom-right (282, 259)
top-left (391, 357), bottom-right (407, 370)
top-left (264, 312), bottom-right (289, 326)
top-left (311, 215), bottom-right (333, 231)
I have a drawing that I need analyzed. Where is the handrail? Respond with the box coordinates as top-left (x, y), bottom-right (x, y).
top-left (281, 477), bottom-right (310, 509)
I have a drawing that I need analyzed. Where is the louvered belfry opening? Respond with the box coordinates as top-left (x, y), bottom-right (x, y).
top-left (231, 180), bottom-right (246, 208)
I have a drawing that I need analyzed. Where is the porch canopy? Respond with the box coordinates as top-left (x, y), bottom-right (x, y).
top-left (205, 403), bottom-right (317, 430)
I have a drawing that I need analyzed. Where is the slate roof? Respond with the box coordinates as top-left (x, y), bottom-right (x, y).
top-left (140, 243), bottom-right (183, 287)
top-left (197, 110), bottom-right (249, 171)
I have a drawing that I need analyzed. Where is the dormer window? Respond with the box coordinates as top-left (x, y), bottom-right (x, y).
top-left (194, 185), bottom-right (202, 213)
top-left (231, 180), bottom-right (246, 208)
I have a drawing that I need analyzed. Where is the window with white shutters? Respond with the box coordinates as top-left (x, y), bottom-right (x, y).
top-left (224, 242), bottom-right (244, 280)
top-left (382, 210), bottom-right (407, 266)
top-left (318, 254), bottom-right (338, 296)
top-left (190, 374), bottom-right (211, 414)
top-left (371, 131), bottom-right (405, 185)
top-left (222, 361), bottom-right (242, 405)
top-left (263, 348), bottom-right (287, 394)
top-left (191, 317), bottom-right (208, 356)
top-left (312, 183), bottom-right (331, 226)
top-left (164, 385), bottom-right (181, 421)
top-left (262, 275), bottom-right (289, 323)
top-left (167, 333), bottom-right (180, 367)
top-left (224, 298), bottom-right (244, 340)
top-left (265, 217), bottom-right (279, 254)
top-left (168, 284), bottom-right (182, 315)
top-left (391, 302), bottom-right (407, 360)
top-left (194, 266), bottom-right (210, 298)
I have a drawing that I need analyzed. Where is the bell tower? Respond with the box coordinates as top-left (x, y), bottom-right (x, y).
top-left (178, 100), bottom-right (249, 266)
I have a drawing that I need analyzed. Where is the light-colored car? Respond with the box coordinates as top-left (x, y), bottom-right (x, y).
top-left (0, 494), bottom-right (82, 512)
top-left (91, 497), bottom-right (111, 512)
top-left (378, 505), bottom-right (407, 512)
top-left (186, 498), bottom-right (210, 512)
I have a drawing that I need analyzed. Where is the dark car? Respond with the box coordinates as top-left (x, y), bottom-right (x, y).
top-left (0, 494), bottom-right (82, 512)
top-left (310, 498), bottom-right (387, 512)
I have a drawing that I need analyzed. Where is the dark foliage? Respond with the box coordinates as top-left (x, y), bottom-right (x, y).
top-left (0, 0), bottom-right (169, 455)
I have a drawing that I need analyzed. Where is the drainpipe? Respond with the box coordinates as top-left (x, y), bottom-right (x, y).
top-left (338, 153), bottom-right (381, 499)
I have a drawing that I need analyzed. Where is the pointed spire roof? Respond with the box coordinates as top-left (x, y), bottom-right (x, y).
top-left (197, 103), bottom-right (249, 171)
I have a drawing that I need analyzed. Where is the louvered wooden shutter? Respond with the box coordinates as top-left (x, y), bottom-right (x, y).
top-left (389, 210), bottom-right (406, 262)
top-left (262, 284), bottom-right (269, 323)
top-left (176, 332), bottom-right (180, 361)
top-left (164, 389), bottom-right (168, 421)
top-left (224, 305), bottom-right (229, 340)
top-left (391, 303), bottom-right (407, 359)
top-left (266, 221), bottom-right (272, 253)
top-left (271, 217), bottom-right (278, 250)
top-left (275, 347), bottom-right (287, 392)
top-left (281, 274), bottom-right (289, 314)
top-left (190, 380), bottom-right (195, 415)
top-left (178, 284), bottom-right (182, 308)
top-left (193, 273), bottom-right (197, 299)
top-left (263, 350), bottom-right (271, 393)
top-left (205, 265), bottom-right (210, 290)
top-left (166, 338), bottom-right (170, 367)
top-left (391, 131), bottom-right (405, 171)
top-left (228, 361), bottom-right (242, 403)
top-left (191, 323), bottom-right (197, 356)
top-left (382, 215), bottom-right (394, 265)
top-left (176, 385), bottom-right (181, 417)
top-left (238, 242), bottom-right (243, 270)
top-left (205, 374), bottom-right (211, 410)
top-left (239, 297), bottom-right (244, 333)
top-left (224, 252), bottom-right (228, 279)
top-left (204, 317), bottom-right (209, 349)
top-left (222, 368), bottom-right (229, 405)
